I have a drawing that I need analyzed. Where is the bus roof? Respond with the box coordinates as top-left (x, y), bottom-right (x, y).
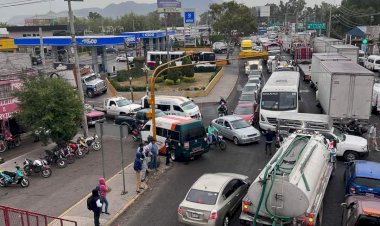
top-left (262, 71), bottom-right (300, 92)
top-left (147, 51), bottom-right (185, 55)
top-left (155, 115), bottom-right (199, 130)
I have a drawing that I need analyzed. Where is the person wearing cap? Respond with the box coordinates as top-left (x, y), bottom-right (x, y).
top-left (165, 135), bottom-right (173, 165)
top-left (148, 138), bottom-right (159, 170)
top-left (133, 152), bottom-right (144, 193)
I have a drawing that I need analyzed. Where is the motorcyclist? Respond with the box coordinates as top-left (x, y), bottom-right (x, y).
top-left (219, 97), bottom-right (227, 105)
top-left (217, 102), bottom-right (227, 116)
top-left (207, 123), bottom-right (218, 145)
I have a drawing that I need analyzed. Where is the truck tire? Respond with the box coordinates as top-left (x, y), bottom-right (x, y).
top-left (343, 151), bottom-right (359, 162)
top-left (86, 90), bottom-right (94, 98)
top-left (102, 89), bottom-right (107, 94)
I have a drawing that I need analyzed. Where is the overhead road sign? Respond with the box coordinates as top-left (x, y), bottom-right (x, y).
top-left (157, 0), bottom-right (181, 13)
top-left (306, 22), bottom-right (326, 30)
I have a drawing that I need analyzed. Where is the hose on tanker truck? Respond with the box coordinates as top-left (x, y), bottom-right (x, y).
top-left (252, 136), bottom-right (310, 226)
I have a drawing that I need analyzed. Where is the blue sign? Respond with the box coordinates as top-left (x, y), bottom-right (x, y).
top-left (121, 30), bottom-right (175, 39)
top-left (184, 11), bottom-right (195, 24)
top-left (14, 36), bottom-right (126, 47)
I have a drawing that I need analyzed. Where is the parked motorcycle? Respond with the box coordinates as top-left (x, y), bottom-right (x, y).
top-left (78, 134), bottom-right (101, 151)
top-left (68, 142), bottom-right (86, 158)
top-left (131, 124), bottom-right (143, 142)
top-left (207, 132), bottom-right (227, 151)
top-left (44, 149), bottom-right (67, 168)
top-left (59, 145), bottom-right (76, 164)
top-left (23, 158), bottom-right (52, 178)
top-left (0, 134), bottom-right (21, 153)
top-left (0, 163), bottom-right (29, 187)
top-left (337, 120), bottom-right (368, 136)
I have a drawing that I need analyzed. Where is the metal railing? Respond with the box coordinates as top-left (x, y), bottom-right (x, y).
top-left (0, 205), bottom-right (77, 226)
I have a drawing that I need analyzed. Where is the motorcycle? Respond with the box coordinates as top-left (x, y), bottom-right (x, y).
top-left (78, 134), bottom-right (101, 151)
top-left (23, 158), bottom-right (52, 178)
top-left (68, 142), bottom-right (87, 158)
top-left (0, 163), bottom-right (30, 188)
top-left (217, 103), bottom-right (228, 117)
top-left (44, 149), bottom-right (67, 168)
top-left (0, 134), bottom-right (21, 153)
top-left (207, 132), bottom-right (227, 151)
top-left (131, 124), bottom-right (143, 142)
top-left (337, 120), bottom-right (368, 136)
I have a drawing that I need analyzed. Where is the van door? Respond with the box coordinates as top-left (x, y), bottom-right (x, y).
top-left (351, 75), bottom-right (373, 119)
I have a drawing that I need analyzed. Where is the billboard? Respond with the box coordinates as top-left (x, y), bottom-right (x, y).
top-left (183, 8), bottom-right (195, 27)
top-left (157, 0), bottom-right (181, 13)
top-left (257, 6), bottom-right (270, 17)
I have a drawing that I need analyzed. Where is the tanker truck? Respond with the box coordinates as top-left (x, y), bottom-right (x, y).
top-left (240, 132), bottom-right (334, 226)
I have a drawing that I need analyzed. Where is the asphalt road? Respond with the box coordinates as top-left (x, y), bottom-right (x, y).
top-left (113, 60), bottom-right (380, 226)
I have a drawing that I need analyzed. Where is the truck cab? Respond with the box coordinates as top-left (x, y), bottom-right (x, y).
top-left (81, 73), bottom-right (108, 98)
top-left (101, 97), bottom-right (142, 117)
top-left (341, 195), bottom-right (380, 226)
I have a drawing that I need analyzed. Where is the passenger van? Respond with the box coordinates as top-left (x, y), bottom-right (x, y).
top-left (259, 71), bottom-right (300, 131)
top-left (140, 115), bottom-right (209, 161)
top-left (365, 55), bottom-right (380, 71)
top-left (141, 95), bottom-right (202, 119)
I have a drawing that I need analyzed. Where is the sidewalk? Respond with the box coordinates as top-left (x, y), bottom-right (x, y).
top-left (50, 156), bottom-right (170, 226)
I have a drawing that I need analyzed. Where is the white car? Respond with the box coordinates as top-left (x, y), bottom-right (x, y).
top-left (116, 54), bottom-right (134, 63)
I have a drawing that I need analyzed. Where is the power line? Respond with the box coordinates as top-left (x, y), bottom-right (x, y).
top-left (335, 15), bottom-right (362, 27)
top-left (333, 16), bottom-right (357, 28)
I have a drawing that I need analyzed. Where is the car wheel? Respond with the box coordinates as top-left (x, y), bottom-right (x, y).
top-left (343, 151), bottom-right (358, 162)
top-left (170, 151), bottom-right (176, 161)
top-left (233, 137), bottom-right (239, 145)
top-left (223, 215), bottom-right (230, 226)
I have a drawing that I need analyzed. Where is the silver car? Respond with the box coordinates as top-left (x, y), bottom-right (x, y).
top-left (241, 83), bottom-right (258, 96)
top-left (212, 115), bottom-right (260, 145)
top-left (178, 173), bottom-right (250, 226)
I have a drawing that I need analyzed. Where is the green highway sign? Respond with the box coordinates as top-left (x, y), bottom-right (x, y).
top-left (306, 22), bottom-right (326, 30)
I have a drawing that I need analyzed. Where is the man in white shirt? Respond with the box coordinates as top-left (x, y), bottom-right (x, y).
top-left (369, 123), bottom-right (379, 152)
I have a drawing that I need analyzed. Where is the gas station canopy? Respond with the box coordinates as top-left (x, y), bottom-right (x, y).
top-left (14, 36), bottom-right (126, 46)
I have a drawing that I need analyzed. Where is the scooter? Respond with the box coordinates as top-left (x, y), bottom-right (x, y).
top-left (0, 163), bottom-right (30, 188)
top-left (207, 132), bottom-right (227, 151)
top-left (23, 158), bottom-right (52, 178)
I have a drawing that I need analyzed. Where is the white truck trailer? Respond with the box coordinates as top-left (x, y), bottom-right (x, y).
top-left (328, 44), bottom-right (359, 63)
top-left (310, 53), bottom-right (350, 89)
top-left (240, 132), bottom-right (333, 226)
top-left (316, 61), bottom-right (374, 124)
top-left (313, 37), bottom-right (343, 53)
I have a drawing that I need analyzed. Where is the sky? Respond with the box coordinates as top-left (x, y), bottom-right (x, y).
top-left (0, 0), bottom-right (338, 23)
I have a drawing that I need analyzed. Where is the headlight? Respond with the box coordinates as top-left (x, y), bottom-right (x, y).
top-left (260, 114), bottom-right (265, 122)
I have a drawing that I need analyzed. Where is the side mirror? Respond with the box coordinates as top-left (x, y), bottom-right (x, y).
top-left (340, 203), bottom-right (348, 208)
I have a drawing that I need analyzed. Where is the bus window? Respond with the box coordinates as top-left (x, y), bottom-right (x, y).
top-left (169, 131), bottom-right (180, 141)
top-left (181, 126), bottom-right (205, 142)
top-left (173, 105), bottom-right (184, 112)
top-left (157, 127), bottom-right (168, 137)
top-left (157, 104), bottom-right (170, 112)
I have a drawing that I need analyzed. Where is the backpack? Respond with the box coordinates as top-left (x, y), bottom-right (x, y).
top-left (87, 195), bottom-right (93, 211)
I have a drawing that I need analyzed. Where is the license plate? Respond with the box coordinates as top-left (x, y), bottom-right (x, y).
top-left (191, 213), bottom-right (199, 218)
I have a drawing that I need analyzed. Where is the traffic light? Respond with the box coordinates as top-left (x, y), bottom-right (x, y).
top-left (362, 38), bottom-right (368, 44)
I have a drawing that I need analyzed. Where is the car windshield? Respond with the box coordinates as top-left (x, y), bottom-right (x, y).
top-left (249, 64), bottom-right (259, 70)
top-left (231, 119), bottom-right (251, 129)
top-left (239, 95), bottom-right (255, 101)
top-left (332, 127), bottom-right (346, 141)
top-left (116, 99), bottom-right (132, 107)
top-left (186, 189), bottom-right (218, 205)
top-left (249, 70), bottom-right (261, 75)
top-left (261, 92), bottom-right (297, 111)
top-left (353, 177), bottom-right (380, 188)
top-left (248, 79), bottom-right (260, 84)
top-left (180, 101), bottom-right (196, 111)
top-left (235, 106), bottom-right (253, 115)
top-left (84, 75), bottom-right (97, 82)
top-left (356, 215), bottom-right (380, 226)
top-left (243, 85), bottom-right (257, 92)
top-left (276, 67), bottom-right (295, 71)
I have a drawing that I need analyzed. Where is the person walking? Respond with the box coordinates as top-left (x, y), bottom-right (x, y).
top-left (369, 123), bottom-right (379, 151)
top-left (165, 135), bottom-right (173, 165)
top-left (89, 188), bottom-right (102, 226)
top-left (265, 129), bottom-right (275, 155)
top-left (98, 178), bottom-right (110, 214)
top-left (140, 142), bottom-right (150, 185)
top-left (149, 138), bottom-right (159, 170)
top-left (134, 152), bottom-right (144, 193)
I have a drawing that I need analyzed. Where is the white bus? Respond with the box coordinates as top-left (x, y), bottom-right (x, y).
top-left (259, 71), bottom-right (300, 131)
top-left (146, 51), bottom-right (186, 69)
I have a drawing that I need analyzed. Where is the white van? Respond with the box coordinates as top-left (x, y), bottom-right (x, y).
top-left (141, 95), bottom-right (202, 119)
top-left (245, 60), bottom-right (262, 75)
top-left (365, 55), bottom-right (380, 71)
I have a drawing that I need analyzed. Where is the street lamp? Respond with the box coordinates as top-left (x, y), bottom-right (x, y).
top-left (129, 76), bottom-right (134, 102)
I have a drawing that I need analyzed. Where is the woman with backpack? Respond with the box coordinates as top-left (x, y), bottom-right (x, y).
top-left (98, 177), bottom-right (110, 214)
top-left (87, 189), bottom-right (102, 226)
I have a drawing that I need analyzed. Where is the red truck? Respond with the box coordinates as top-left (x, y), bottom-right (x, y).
top-left (293, 46), bottom-right (313, 64)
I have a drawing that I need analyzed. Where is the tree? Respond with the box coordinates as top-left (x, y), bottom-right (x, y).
top-left (208, 1), bottom-right (257, 59)
top-left (181, 57), bottom-right (195, 77)
top-left (88, 12), bottom-right (102, 20)
top-left (13, 76), bottom-right (84, 143)
top-left (0, 22), bottom-right (8, 28)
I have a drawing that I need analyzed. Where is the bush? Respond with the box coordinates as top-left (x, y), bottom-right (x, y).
top-left (133, 56), bottom-right (145, 69)
top-left (181, 57), bottom-right (195, 77)
top-left (209, 74), bottom-right (216, 83)
top-left (109, 78), bottom-right (151, 92)
top-left (175, 78), bottom-right (181, 84)
top-left (116, 67), bottom-right (145, 82)
top-left (183, 77), bottom-right (196, 83)
top-left (167, 67), bottom-right (182, 82)
top-left (165, 79), bottom-right (175, 86)
top-left (156, 76), bottom-right (164, 83)
top-left (195, 66), bottom-right (217, 73)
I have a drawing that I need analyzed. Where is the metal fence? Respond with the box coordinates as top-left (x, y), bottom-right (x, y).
top-left (0, 205), bottom-right (77, 226)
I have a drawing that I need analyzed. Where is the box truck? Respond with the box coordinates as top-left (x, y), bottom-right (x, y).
top-left (313, 37), bottom-right (343, 53)
top-left (240, 133), bottom-right (333, 225)
top-left (329, 44), bottom-right (359, 63)
top-left (316, 61), bottom-right (374, 124)
top-left (310, 53), bottom-right (350, 89)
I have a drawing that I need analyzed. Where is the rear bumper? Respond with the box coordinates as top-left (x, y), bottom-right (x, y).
top-left (240, 136), bottom-right (260, 144)
top-left (178, 215), bottom-right (216, 226)
top-left (88, 117), bottom-right (106, 125)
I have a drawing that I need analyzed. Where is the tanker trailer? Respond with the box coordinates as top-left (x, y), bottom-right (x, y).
top-left (240, 132), bottom-right (334, 225)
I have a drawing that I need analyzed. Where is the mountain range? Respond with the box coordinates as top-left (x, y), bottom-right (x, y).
top-left (8, 0), bottom-right (221, 25)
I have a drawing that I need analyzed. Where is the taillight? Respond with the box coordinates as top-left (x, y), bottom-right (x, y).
top-left (307, 213), bottom-right (314, 226)
top-left (177, 206), bottom-right (182, 216)
top-left (243, 201), bottom-right (250, 213)
top-left (210, 210), bottom-right (217, 220)
top-left (350, 187), bottom-right (356, 193)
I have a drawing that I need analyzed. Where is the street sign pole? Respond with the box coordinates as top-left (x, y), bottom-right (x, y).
top-left (120, 126), bottom-right (127, 195)
top-left (100, 123), bottom-right (105, 179)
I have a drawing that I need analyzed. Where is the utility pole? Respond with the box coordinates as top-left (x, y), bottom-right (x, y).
top-left (328, 6), bottom-right (332, 37)
top-left (67, 0), bottom-right (88, 137)
top-left (165, 13), bottom-right (170, 62)
top-left (39, 27), bottom-right (45, 66)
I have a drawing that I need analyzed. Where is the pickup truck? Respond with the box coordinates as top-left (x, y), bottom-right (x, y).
top-left (85, 104), bottom-right (106, 126)
top-left (94, 97), bottom-right (142, 117)
top-left (114, 109), bottom-right (165, 132)
top-left (341, 195), bottom-right (380, 226)
top-left (81, 73), bottom-right (108, 98)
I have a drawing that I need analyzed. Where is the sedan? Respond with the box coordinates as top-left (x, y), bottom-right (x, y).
top-left (212, 115), bottom-right (260, 145)
top-left (238, 94), bottom-right (257, 105)
top-left (233, 103), bottom-right (255, 124)
top-left (241, 83), bottom-right (258, 96)
top-left (116, 54), bottom-right (134, 63)
top-left (246, 77), bottom-right (261, 90)
top-left (178, 173), bottom-right (250, 226)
